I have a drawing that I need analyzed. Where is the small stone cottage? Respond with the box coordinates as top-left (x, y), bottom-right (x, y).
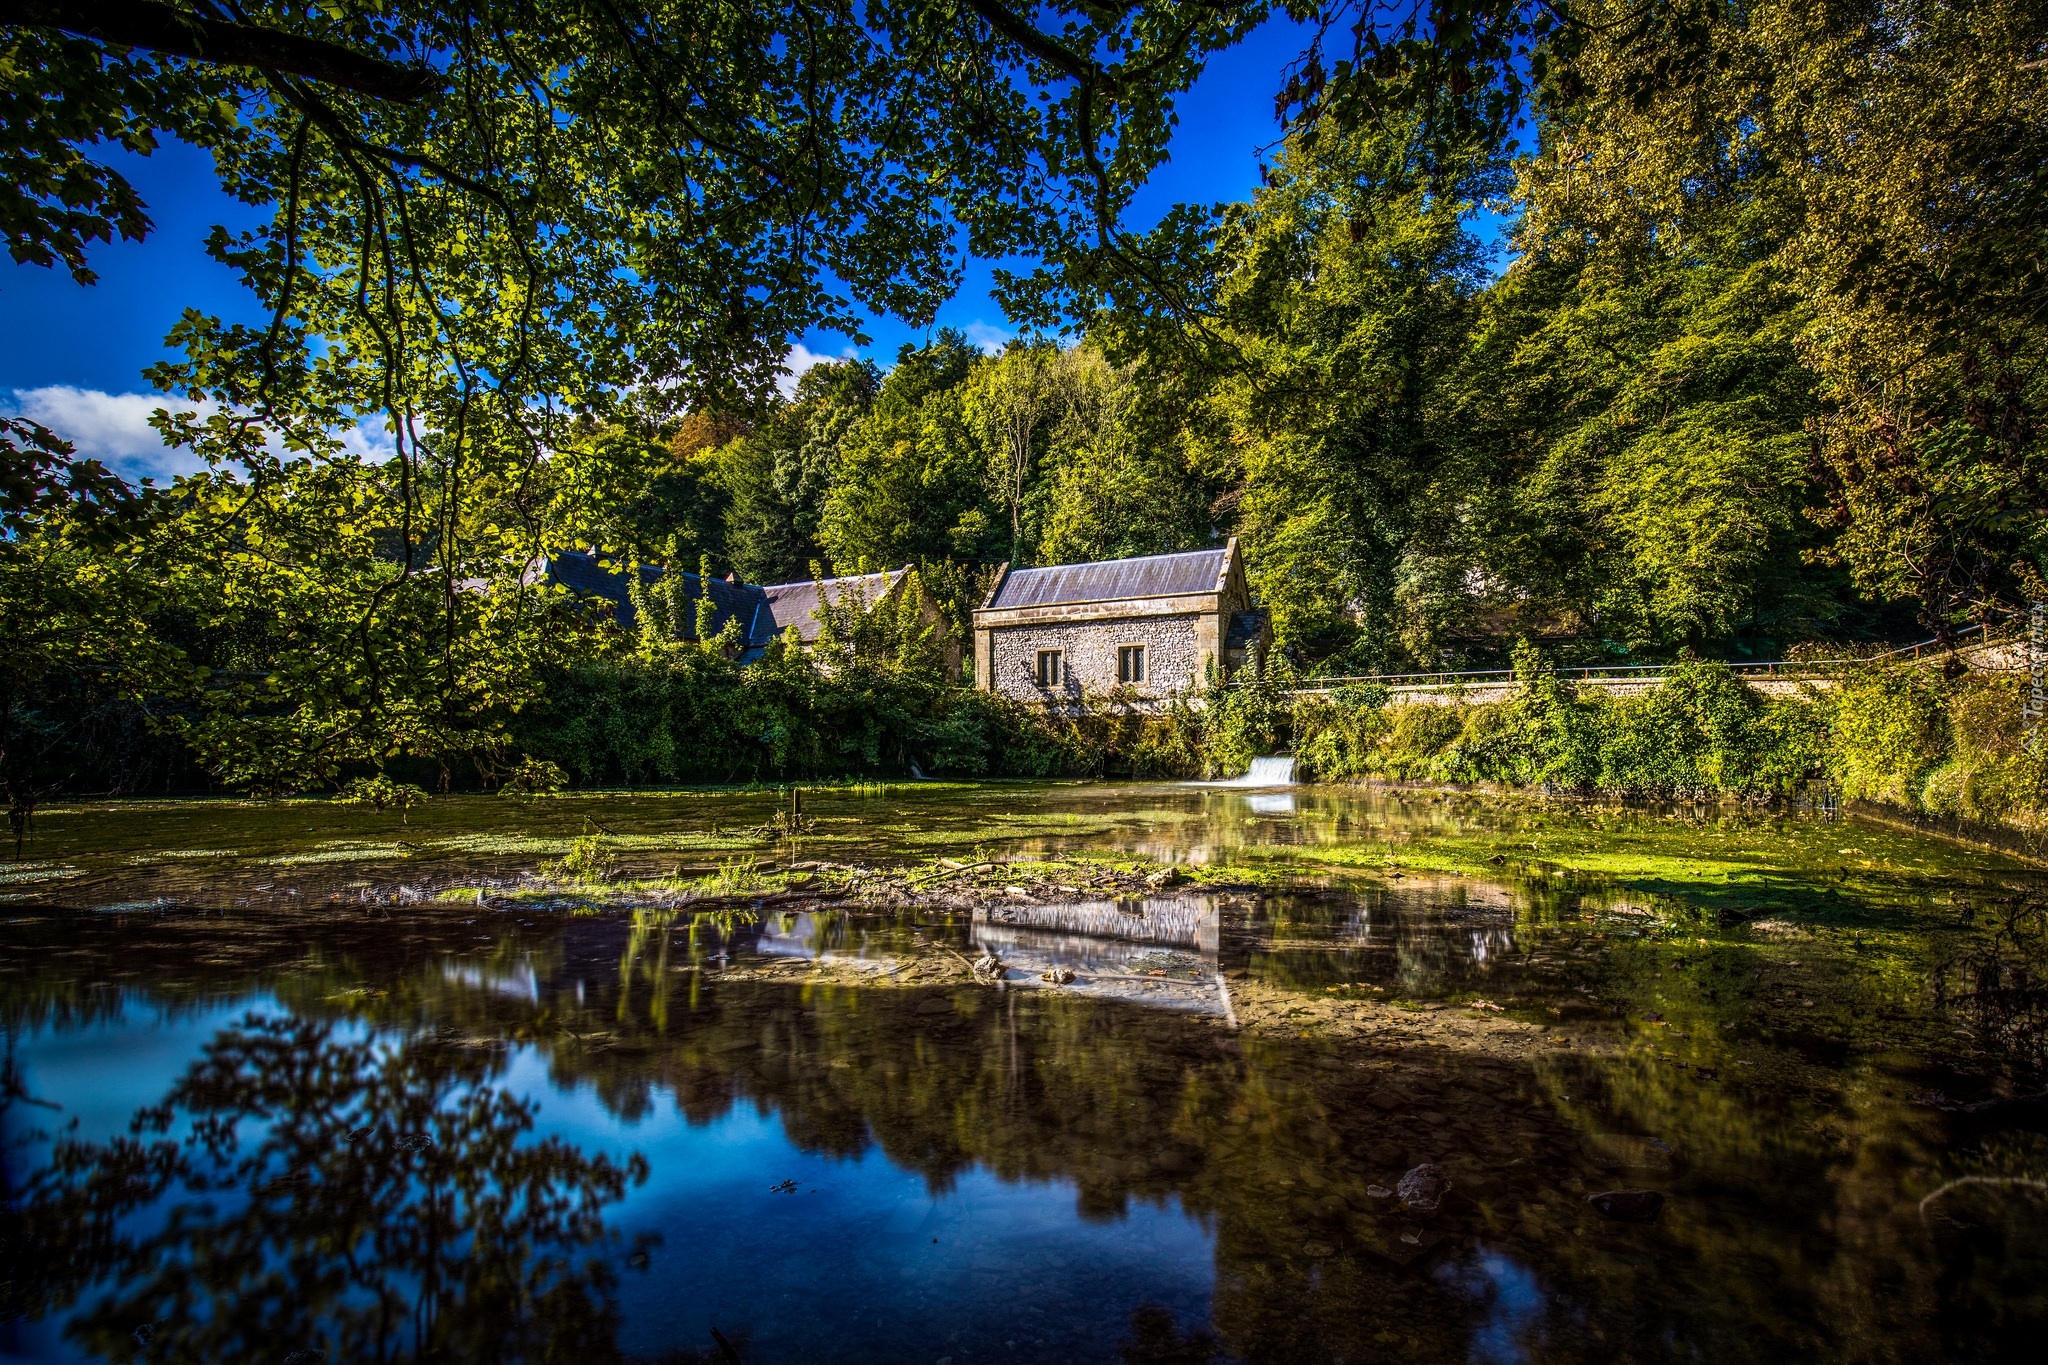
top-left (971, 539), bottom-right (1268, 701)
top-left (546, 551), bottom-right (957, 669)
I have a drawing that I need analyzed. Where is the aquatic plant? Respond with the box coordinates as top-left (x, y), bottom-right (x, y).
top-left (705, 854), bottom-right (771, 897)
top-left (542, 834), bottom-right (620, 883)
top-left (333, 775), bottom-right (429, 823)
top-left (498, 756), bottom-right (568, 799)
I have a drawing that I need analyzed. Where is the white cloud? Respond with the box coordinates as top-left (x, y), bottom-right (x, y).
top-left (5, 386), bottom-right (211, 483)
top-left (4, 386), bottom-right (399, 483)
top-left (962, 321), bottom-right (1015, 354)
top-left (339, 415), bottom-right (400, 463)
top-left (777, 343), bottom-right (855, 399)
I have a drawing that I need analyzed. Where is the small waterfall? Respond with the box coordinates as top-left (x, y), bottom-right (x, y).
top-left (1184, 754), bottom-right (1297, 788)
top-left (1216, 755), bottom-right (1294, 787)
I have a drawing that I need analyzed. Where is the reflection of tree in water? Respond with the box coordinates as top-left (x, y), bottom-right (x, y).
top-left (3, 1014), bottom-right (648, 1364)
top-left (527, 970), bottom-right (2048, 1363)
top-left (1934, 889), bottom-right (2048, 1073)
top-left (1531, 1040), bottom-right (2048, 1361)
top-left (1118, 1302), bottom-right (1219, 1363)
top-left (11, 895), bottom-right (2044, 1363)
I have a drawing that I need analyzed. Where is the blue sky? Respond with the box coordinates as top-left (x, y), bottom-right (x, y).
top-left (0, 17), bottom-right (1504, 475)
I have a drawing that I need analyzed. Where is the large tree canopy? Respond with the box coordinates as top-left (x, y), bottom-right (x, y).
top-left (2, 1), bottom-right (1277, 409)
top-left (1514, 0), bottom-right (2048, 629)
top-left (3, 1), bottom-right (2043, 803)
top-left (0, 0), bottom-right (1259, 790)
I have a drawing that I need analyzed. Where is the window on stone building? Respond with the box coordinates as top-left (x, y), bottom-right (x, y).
top-left (1118, 644), bottom-right (1146, 684)
top-left (1035, 649), bottom-right (1063, 687)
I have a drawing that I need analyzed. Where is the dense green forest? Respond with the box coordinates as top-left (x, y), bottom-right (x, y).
top-left (1, 2), bottom-right (2043, 824)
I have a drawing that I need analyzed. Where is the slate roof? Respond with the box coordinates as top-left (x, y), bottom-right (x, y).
top-left (547, 552), bottom-right (915, 653)
top-left (758, 569), bottom-right (904, 644)
top-left (547, 550), bottom-right (771, 644)
top-left (988, 548), bottom-right (1227, 610)
top-left (548, 550), bottom-right (655, 622)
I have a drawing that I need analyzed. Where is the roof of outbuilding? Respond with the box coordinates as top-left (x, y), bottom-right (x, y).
top-left (548, 548), bottom-right (656, 613)
top-left (758, 569), bottom-right (904, 643)
top-left (548, 550), bottom-right (771, 643)
top-left (988, 548), bottom-right (1227, 610)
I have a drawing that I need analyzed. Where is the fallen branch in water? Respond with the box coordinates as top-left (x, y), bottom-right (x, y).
top-left (909, 860), bottom-right (1002, 887)
top-left (1919, 1090), bottom-right (2048, 1130)
top-left (934, 942), bottom-right (980, 975)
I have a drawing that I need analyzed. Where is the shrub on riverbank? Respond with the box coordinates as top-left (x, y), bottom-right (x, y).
top-left (506, 642), bottom-right (1202, 784)
top-left (1284, 649), bottom-right (2043, 837)
top-left (1827, 667), bottom-right (2047, 834)
top-left (24, 603), bottom-right (2037, 841)
top-left (510, 645), bottom-right (2041, 839)
top-left (1291, 653), bottom-right (1824, 798)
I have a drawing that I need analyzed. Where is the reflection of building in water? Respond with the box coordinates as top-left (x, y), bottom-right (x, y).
top-left (1467, 927), bottom-right (1516, 964)
top-left (1374, 881), bottom-right (1519, 994)
top-left (442, 958), bottom-right (541, 1002)
top-left (977, 896), bottom-right (1218, 952)
top-left (1266, 879), bottom-right (1524, 997)
top-left (971, 896), bottom-right (1230, 1016)
top-left (752, 910), bottom-right (900, 972)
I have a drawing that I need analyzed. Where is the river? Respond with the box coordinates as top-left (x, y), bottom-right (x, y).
top-left (1, 782), bottom-right (2043, 1363)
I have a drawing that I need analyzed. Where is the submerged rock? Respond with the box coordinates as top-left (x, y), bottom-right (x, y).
top-left (1588, 1189), bottom-right (1665, 1223)
top-left (1582, 1133), bottom-right (1678, 1171)
top-left (1396, 1163), bottom-right (1452, 1212)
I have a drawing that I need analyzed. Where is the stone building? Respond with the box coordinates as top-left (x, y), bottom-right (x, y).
top-left (546, 552), bottom-right (957, 670)
top-left (757, 567), bottom-right (962, 676)
top-left (971, 539), bottom-right (1268, 702)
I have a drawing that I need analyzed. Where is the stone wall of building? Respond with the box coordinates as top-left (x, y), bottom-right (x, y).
top-left (988, 613), bottom-right (1203, 701)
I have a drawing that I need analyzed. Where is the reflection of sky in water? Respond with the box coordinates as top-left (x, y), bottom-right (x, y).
top-left (4, 998), bottom-right (258, 1148)
top-left (753, 909), bottom-right (901, 969)
top-left (1438, 1247), bottom-right (1545, 1364)
top-left (4, 995), bottom-right (1217, 1365)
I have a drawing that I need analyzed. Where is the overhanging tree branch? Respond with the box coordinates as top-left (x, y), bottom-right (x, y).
top-left (960, 0), bottom-right (1118, 90)
top-left (2, 0), bottom-right (444, 102)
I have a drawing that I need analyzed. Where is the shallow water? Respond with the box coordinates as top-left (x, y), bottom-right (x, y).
top-left (4, 784), bottom-right (2047, 1363)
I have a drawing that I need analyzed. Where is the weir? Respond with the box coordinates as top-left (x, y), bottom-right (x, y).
top-left (1212, 755), bottom-right (1295, 787)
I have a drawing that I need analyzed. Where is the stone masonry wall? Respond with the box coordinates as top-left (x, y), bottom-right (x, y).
top-left (989, 614), bottom-right (1202, 701)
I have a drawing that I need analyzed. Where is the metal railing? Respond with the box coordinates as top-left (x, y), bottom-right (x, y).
top-left (1284, 619), bottom-right (2021, 694)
